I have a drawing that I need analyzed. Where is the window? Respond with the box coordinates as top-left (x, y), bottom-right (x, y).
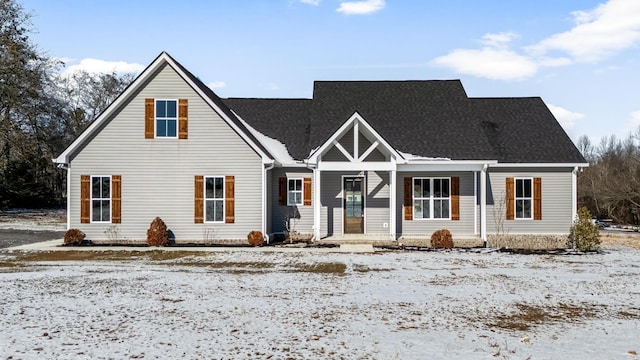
top-left (205, 176), bottom-right (224, 222)
top-left (413, 177), bottom-right (450, 219)
top-left (515, 178), bottom-right (533, 219)
top-left (155, 99), bottom-right (177, 137)
top-left (91, 176), bottom-right (111, 222)
top-left (287, 178), bottom-right (303, 205)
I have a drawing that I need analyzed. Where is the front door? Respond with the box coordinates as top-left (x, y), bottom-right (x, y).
top-left (343, 177), bottom-right (364, 234)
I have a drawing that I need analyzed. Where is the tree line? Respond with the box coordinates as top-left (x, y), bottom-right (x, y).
top-left (577, 132), bottom-right (640, 225)
top-left (0, 0), bottom-right (133, 208)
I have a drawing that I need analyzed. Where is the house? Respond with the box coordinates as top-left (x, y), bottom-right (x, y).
top-left (54, 52), bottom-right (587, 246)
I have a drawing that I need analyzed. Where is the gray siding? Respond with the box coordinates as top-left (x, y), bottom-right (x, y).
top-left (318, 171), bottom-right (391, 237)
top-left (397, 172), bottom-right (476, 238)
top-left (270, 168), bottom-right (314, 235)
top-left (69, 64), bottom-right (263, 241)
top-left (485, 168), bottom-right (573, 234)
top-left (365, 171), bottom-right (391, 234)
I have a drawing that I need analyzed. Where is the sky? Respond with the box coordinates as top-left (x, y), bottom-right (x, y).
top-left (19, 0), bottom-right (640, 144)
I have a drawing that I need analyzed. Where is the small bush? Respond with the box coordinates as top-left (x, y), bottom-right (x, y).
top-left (568, 207), bottom-right (600, 251)
top-left (147, 217), bottom-right (168, 247)
top-left (64, 228), bottom-right (86, 245)
top-left (430, 229), bottom-right (454, 249)
top-left (247, 231), bottom-right (264, 247)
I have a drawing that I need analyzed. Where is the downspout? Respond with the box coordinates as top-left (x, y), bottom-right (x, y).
top-left (480, 164), bottom-right (488, 247)
top-left (263, 162), bottom-right (275, 244)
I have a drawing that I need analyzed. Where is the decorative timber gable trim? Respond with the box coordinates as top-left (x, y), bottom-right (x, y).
top-left (307, 112), bottom-right (403, 171)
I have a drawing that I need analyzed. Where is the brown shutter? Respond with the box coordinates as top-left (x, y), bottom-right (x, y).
top-left (303, 178), bottom-right (312, 206)
top-left (279, 177), bottom-right (286, 205)
top-left (111, 175), bottom-right (121, 224)
top-left (534, 177), bottom-right (542, 220)
top-left (404, 177), bottom-right (413, 221)
top-left (194, 176), bottom-right (204, 223)
top-left (178, 98), bottom-right (188, 139)
top-left (451, 177), bottom-right (460, 221)
top-left (145, 98), bottom-right (154, 139)
top-left (80, 175), bottom-right (90, 224)
top-left (225, 176), bottom-right (235, 223)
top-left (506, 177), bottom-right (515, 220)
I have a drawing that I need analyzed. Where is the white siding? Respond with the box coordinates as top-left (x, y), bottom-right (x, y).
top-left (69, 64), bottom-right (263, 241)
top-left (485, 168), bottom-right (573, 234)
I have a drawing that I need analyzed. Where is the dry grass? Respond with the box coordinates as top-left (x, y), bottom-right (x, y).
top-left (600, 232), bottom-right (640, 249)
top-left (11, 250), bottom-right (207, 262)
top-left (487, 302), bottom-right (602, 331)
top-left (5, 251), bottom-right (349, 275)
top-left (292, 262), bottom-right (347, 274)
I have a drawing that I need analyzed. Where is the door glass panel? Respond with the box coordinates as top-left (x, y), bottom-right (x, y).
top-left (345, 178), bottom-right (363, 219)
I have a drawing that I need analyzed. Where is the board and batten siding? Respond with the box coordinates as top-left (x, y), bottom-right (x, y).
top-left (397, 172), bottom-right (476, 238)
top-left (485, 168), bottom-right (574, 234)
top-left (270, 168), bottom-right (314, 235)
top-left (69, 63), bottom-right (263, 241)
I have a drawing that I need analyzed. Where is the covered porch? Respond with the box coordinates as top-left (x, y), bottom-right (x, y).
top-left (306, 112), bottom-right (495, 243)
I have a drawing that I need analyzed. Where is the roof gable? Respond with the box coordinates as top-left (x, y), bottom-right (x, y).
top-left (56, 52), bottom-right (273, 164)
top-left (307, 111), bottom-right (402, 164)
top-left (307, 80), bottom-right (498, 161)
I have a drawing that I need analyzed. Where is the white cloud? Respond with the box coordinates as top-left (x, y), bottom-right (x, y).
top-left (480, 32), bottom-right (518, 49)
top-left (432, 0), bottom-right (640, 80)
top-left (431, 47), bottom-right (537, 81)
top-left (547, 104), bottom-right (585, 131)
top-left (207, 81), bottom-right (227, 89)
top-left (300, 0), bottom-right (320, 5)
top-left (62, 58), bottom-right (144, 77)
top-left (526, 0), bottom-right (640, 62)
top-left (629, 110), bottom-right (640, 129)
top-left (337, 0), bottom-right (385, 15)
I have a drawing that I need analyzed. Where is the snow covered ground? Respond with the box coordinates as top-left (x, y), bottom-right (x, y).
top-left (0, 248), bottom-right (639, 359)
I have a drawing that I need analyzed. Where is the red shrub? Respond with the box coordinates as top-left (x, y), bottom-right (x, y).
top-left (430, 229), bottom-right (454, 249)
top-left (247, 231), bottom-right (264, 247)
top-left (147, 217), bottom-right (168, 247)
top-left (64, 228), bottom-right (85, 245)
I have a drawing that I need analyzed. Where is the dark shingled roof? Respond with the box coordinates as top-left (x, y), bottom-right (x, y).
top-left (223, 98), bottom-right (312, 160)
top-left (470, 97), bottom-right (587, 163)
top-left (221, 80), bottom-right (585, 164)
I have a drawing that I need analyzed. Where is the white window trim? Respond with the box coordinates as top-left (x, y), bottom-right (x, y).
top-left (155, 99), bottom-right (178, 139)
top-left (515, 177), bottom-right (533, 220)
top-left (412, 177), bottom-right (451, 221)
top-left (204, 175), bottom-right (225, 223)
top-left (287, 178), bottom-right (303, 206)
top-left (90, 175), bottom-right (112, 224)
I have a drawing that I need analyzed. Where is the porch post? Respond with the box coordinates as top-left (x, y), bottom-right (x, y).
top-left (572, 166), bottom-right (578, 222)
top-left (474, 171), bottom-right (478, 236)
top-left (480, 164), bottom-right (488, 246)
top-left (389, 169), bottom-right (396, 241)
top-left (313, 166), bottom-right (321, 241)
